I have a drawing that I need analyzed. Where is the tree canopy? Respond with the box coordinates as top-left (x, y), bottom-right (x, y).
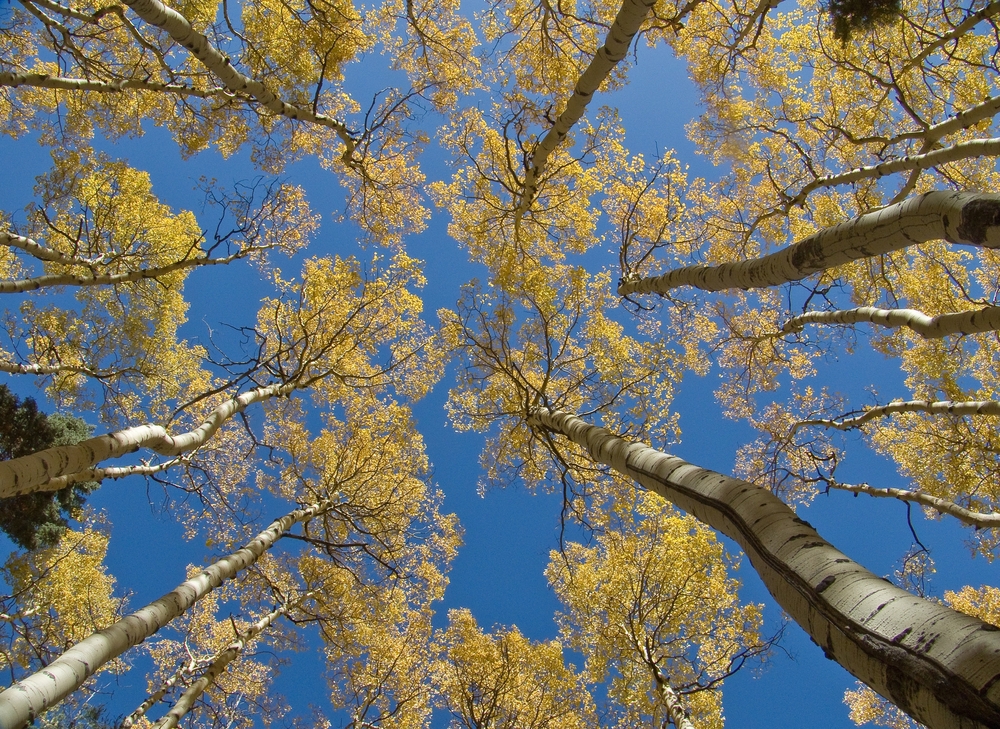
top-left (0, 0), bottom-right (999, 726)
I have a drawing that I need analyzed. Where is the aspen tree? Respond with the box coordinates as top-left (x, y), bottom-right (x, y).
top-left (135, 588), bottom-right (302, 729)
top-left (0, 525), bottom-right (123, 682)
top-left (0, 499), bottom-right (338, 728)
top-left (529, 407), bottom-right (1000, 729)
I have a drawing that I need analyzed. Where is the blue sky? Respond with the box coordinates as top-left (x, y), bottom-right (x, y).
top-left (1, 12), bottom-right (999, 729)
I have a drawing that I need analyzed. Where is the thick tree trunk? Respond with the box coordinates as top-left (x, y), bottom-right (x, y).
top-left (0, 500), bottom-right (334, 729)
top-left (529, 407), bottom-right (1000, 729)
top-left (618, 192), bottom-right (1000, 296)
top-left (0, 382), bottom-right (293, 498)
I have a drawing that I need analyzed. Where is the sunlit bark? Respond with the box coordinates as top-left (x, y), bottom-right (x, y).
top-left (0, 382), bottom-right (294, 498)
top-left (619, 192), bottom-right (1000, 296)
top-left (120, 0), bottom-right (359, 163)
top-left (530, 407), bottom-right (1000, 729)
top-left (0, 499), bottom-right (336, 729)
top-left (517, 0), bottom-right (697, 216)
top-left (792, 399), bottom-right (1000, 432)
top-left (151, 600), bottom-right (297, 729)
top-left (826, 482), bottom-right (1000, 530)
top-left (0, 71), bottom-right (235, 99)
top-left (782, 306), bottom-right (1000, 338)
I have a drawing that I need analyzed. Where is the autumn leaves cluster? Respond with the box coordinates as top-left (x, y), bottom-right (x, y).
top-left (1, 0), bottom-right (1000, 724)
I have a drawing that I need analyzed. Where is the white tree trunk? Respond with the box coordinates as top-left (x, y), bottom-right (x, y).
top-left (0, 360), bottom-right (100, 377)
top-left (790, 139), bottom-right (1000, 206)
top-left (0, 500), bottom-right (334, 729)
top-left (825, 481), bottom-right (1000, 530)
top-left (517, 0), bottom-right (696, 215)
top-left (652, 669), bottom-right (696, 729)
top-left (0, 382), bottom-right (293, 498)
top-left (0, 71), bottom-right (234, 99)
top-left (0, 252), bottom-right (243, 293)
top-left (529, 407), bottom-right (1000, 729)
top-left (782, 305), bottom-right (1000, 338)
top-left (618, 192), bottom-right (1000, 296)
top-left (120, 0), bottom-right (357, 160)
top-left (792, 399), bottom-right (1000, 432)
top-left (151, 600), bottom-right (296, 729)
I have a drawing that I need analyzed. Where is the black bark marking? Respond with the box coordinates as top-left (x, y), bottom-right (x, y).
top-left (892, 627), bottom-right (913, 643)
top-left (815, 575), bottom-right (836, 593)
top-left (957, 198), bottom-right (1000, 245)
top-left (789, 235), bottom-right (827, 274)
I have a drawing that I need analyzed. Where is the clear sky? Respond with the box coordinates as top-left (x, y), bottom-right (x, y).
top-left (1, 10), bottom-right (999, 729)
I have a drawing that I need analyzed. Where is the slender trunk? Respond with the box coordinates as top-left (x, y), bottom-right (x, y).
top-left (632, 634), bottom-right (697, 729)
top-left (2, 231), bottom-right (100, 265)
top-left (0, 382), bottom-right (292, 498)
top-left (618, 192), bottom-right (1000, 296)
top-left (37, 459), bottom-right (187, 492)
top-left (529, 407), bottom-right (1000, 729)
top-left (825, 482), bottom-right (1000, 530)
top-left (151, 601), bottom-right (294, 729)
top-left (782, 305), bottom-right (1000, 338)
top-left (792, 399), bottom-right (1000, 432)
top-left (0, 500), bottom-right (334, 729)
top-left (0, 360), bottom-right (101, 377)
top-left (0, 252), bottom-right (242, 294)
top-left (120, 0), bottom-right (358, 162)
top-left (652, 668), bottom-right (696, 729)
top-left (517, 0), bottom-right (697, 216)
top-left (0, 71), bottom-right (235, 99)
top-left (789, 139), bottom-right (1000, 207)
top-left (120, 657), bottom-right (199, 729)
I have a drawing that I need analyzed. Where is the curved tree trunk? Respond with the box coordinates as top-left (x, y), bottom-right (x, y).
top-left (781, 305), bottom-right (1000, 338)
top-left (0, 382), bottom-right (293, 498)
top-left (0, 500), bottom-right (334, 729)
top-left (529, 407), bottom-right (1000, 729)
top-left (618, 192), bottom-right (1000, 296)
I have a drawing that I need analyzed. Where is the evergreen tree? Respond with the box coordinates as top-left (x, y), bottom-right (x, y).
top-left (0, 386), bottom-right (96, 550)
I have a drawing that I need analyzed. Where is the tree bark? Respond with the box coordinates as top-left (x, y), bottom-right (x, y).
top-left (0, 253), bottom-right (243, 294)
top-left (652, 668), bottom-right (696, 729)
top-left (792, 399), bottom-right (1000, 432)
top-left (782, 305), bottom-right (1000, 338)
top-left (0, 500), bottom-right (334, 729)
top-left (0, 71), bottom-right (235, 99)
top-left (516, 0), bottom-right (697, 216)
top-left (0, 382), bottom-right (293, 498)
top-left (825, 482), bottom-right (1000, 530)
top-left (789, 139), bottom-right (1000, 206)
top-left (529, 407), bottom-right (1000, 729)
top-left (618, 192), bottom-right (1000, 296)
top-left (120, 0), bottom-right (358, 163)
top-left (151, 601), bottom-right (295, 729)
